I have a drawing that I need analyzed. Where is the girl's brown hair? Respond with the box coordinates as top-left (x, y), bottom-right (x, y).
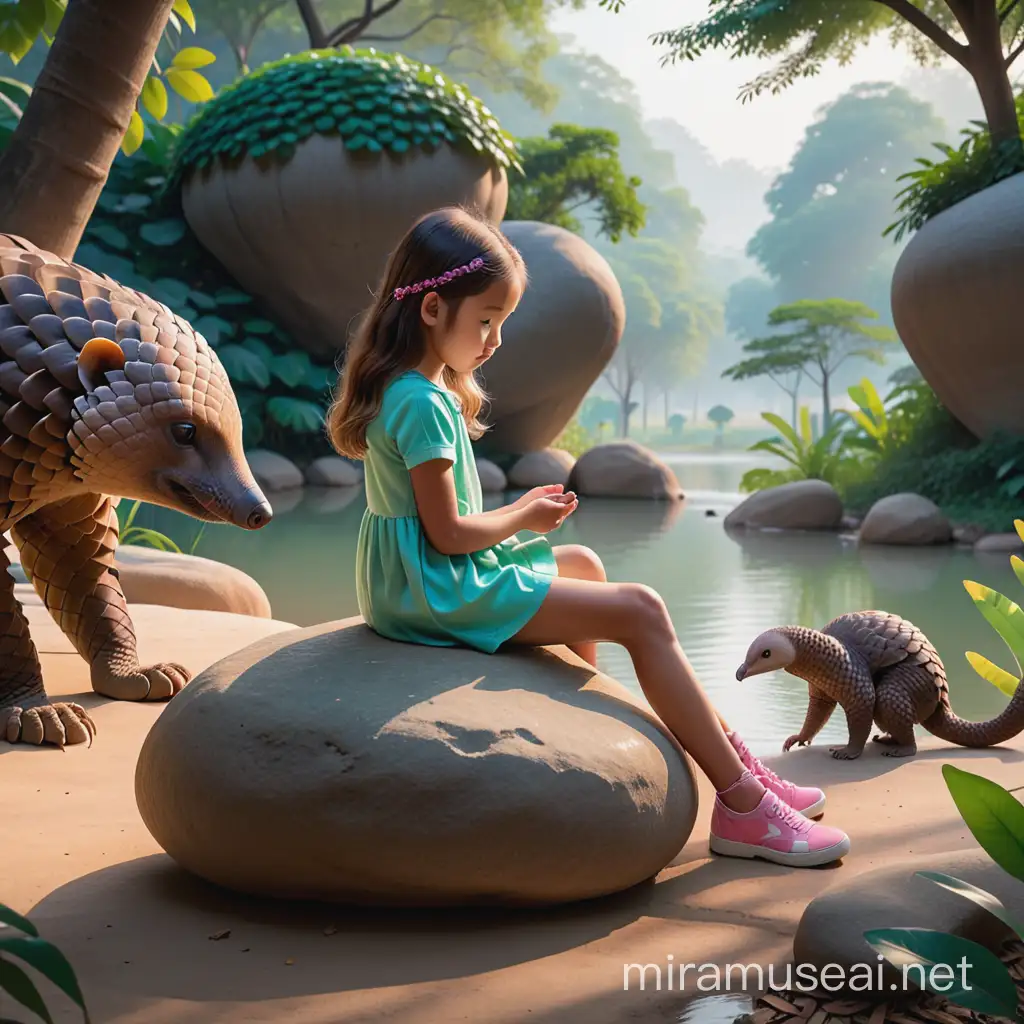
top-left (326, 205), bottom-right (526, 460)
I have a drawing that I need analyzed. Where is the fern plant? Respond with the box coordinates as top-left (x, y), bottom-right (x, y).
top-left (0, 901), bottom-right (90, 1022)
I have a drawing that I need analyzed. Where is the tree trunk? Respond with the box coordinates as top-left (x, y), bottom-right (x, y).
top-left (0, 0), bottom-right (176, 259)
top-left (965, 3), bottom-right (1023, 150)
top-left (642, 384), bottom-right (648, 434)
top-left (295, 0), bottom-right (329, 47)
top-left (663, 388), bottom-right (669, 425)
top-left (790, 387), bottom-right (798, 430)
top-left (821, 370), bottom-right (831, 432)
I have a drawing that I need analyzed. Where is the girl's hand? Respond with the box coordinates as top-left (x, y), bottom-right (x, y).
top-left (520, 492), bottom-right (578, 534)
top-left (511, 484), bottom-right (564, 511)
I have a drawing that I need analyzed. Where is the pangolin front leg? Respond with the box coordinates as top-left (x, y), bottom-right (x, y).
top-left (783, 685), bottom-right (837, 752)
top-left (0, 544), bottom-right (96, 747)
top-left (829, 663), bottom-right (876, 760)
top-left (11, 493), bottom-right (191, 701)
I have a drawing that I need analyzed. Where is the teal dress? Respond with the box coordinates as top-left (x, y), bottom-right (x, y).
top-left (356, 370), bottom-right (557, 653)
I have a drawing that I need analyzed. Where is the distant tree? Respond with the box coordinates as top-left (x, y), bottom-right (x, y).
top-left (722, 334), bottom-right (809, 430)
top-left (745, 83), bottom-right (946, 317)
top-left (601, 0), bottom-right (1024, 156)
top-left (725, 276), bottom-right (779, 341)
top-left (707, 404), bottom-right (734, 445)
top-left (668, 412), bottom-right (686, 439)
top-left (505, 123), bottom-right (646, 242)
top-left (196, 0), bottom-right (293, 72)
top-left (722, 298), bottom-right (897, 430)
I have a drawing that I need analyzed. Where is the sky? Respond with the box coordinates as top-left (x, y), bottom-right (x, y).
top-left (548, 0), bottom-right (964, 171)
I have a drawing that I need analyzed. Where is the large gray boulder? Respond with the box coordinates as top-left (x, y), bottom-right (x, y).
top-left (478, 222), bottom-right (625, 455)
top-left (568, 442), bottom-right (683, 500)
top-left (859, 493), bottom-right (952, 546)
top-left (724, 480), bottom-right (843, 531)
top-left (135, 618), bottom-right (699, 907)
top-left (794, 849), bottom-right (1024, 997)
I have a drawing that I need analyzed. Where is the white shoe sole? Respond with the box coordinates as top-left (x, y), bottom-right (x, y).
top-left (799, 794), bottom-right (826, 819)
top-left (708, 832), bottom-right (850, 867)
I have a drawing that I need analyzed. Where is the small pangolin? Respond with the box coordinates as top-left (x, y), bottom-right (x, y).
top-left (0, 232), bottom-right (273, 749)
top-left (736, 610), bottom-right (1024, 759)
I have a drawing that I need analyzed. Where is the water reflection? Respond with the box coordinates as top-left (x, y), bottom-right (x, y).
top-left (122, 477), bottom-right (1024, 756)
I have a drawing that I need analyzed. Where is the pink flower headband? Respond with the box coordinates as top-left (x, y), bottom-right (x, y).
top-left (393, 257), bottom-right (485, 302)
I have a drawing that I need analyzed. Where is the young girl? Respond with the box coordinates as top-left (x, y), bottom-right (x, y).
top-left (327, 205), bottom-right (850, 869)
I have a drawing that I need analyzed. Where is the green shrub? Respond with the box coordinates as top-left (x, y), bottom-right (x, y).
top-left (169, 46), bottom-right (521, 189)
top-left (71, 123), bottom-right (337, 460)
top-left (552, 417), bottom-right (594, 459)
top-left (886, 94), bottom-right (1024, 243)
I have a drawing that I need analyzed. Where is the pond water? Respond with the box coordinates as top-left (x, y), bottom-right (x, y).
top-left (132, 452), bottom-right (1024, 756)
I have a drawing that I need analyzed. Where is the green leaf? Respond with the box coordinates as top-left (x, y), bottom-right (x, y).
top-left (193, 315), bottom-right (234, 346)
top-left (150, 277), bottom-right (191, 306)
top-left (266, 396), bottom-right (324, 433)
top-left (760, 411), bottom-right (801, 451)
top-left (240, 337), bottom-right (272, 363)
top-left (0, 935), bottom-right (88, 1018)
top-left (138, 219), bottom-right (186, 246)
top-left (943, 764), bottom-right (1024, 882)
top-left (86, 222), bottom-right (129, 251)
top-left (270, 351), bottom-right (311, 388)
top-left (213, 287), bottom-right (251, 305)
top-left (141, 76), bottom-right (168, 121)
top-left (165, 68), bottom-right (213, 104)
top-left (0, 955), bottom-right (54, 1024)
top-left (121, 109), bottom-right (144, 156)
top-left (963, 579), bottom-right (1024, 676)
top-left (217, 344), bottom-right (270, 389)
top-left (0, 904), bottom-right (38, 936)
top-left (171, 0), bottom-right (196, 33)
top-left (244, 319), bottom-right (275, 335)
top-left (965, 651), bottom-right (1020, 698)
top-left (171, 46), bottom-right (215, 70)
top-left (1012, 555), bottom-right (1024, 591)
top-left (41, 0), bottom-right (62, 37)
top-left (917, 870), bottom-right (1024, 941)
top-left (863, 927), bottom-right (1018, 1018)
top-left (190, 290), bottom-right (216, 311)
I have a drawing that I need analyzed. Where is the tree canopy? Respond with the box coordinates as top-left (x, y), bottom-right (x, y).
top-left (723, 298), bottom-right (897, 429)
top-left (505, 123), bottom-right (646, 242)
top-left (747, 82), bottom-right (946, 321)
top-left (600, 0), bottom-right (1024, 152)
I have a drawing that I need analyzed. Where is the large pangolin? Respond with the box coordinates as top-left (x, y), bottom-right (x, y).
top-left (0, 232), bottom-right (272, 748)
top-left (737, 610), bottom-right (1024, 759)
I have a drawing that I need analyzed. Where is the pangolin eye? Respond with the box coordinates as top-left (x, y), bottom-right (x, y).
top-left (170, 422), bottom-right (197, 447)
top-left (761, 649), bottom-right (771, 658)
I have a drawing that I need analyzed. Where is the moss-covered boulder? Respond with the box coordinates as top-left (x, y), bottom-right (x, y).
top-left (176, 48), bottom-right (514, 360)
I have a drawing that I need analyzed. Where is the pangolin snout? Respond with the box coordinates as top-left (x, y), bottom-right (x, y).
top-left (735, 665), bottom-right (747, 681)
top-left (236, 492), bottom-right (273, 531)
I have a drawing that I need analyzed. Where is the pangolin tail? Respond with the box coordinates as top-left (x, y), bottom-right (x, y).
top-left (923, 679), bottom-right (1024, 747)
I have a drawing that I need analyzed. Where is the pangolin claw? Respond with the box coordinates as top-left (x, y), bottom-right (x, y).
top-left (3, 700), bottom-right (97, 747)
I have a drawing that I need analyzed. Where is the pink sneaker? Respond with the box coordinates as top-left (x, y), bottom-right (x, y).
top-left (710, 789), bottom-right (850, 867)
top-left (729, 731), bottom-right (826, 819)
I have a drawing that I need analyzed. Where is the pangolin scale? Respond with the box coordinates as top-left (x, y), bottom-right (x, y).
top-left (0, 232), bottom-right (272, 748)
top-left (737, 609), bottom-right (1024, 759)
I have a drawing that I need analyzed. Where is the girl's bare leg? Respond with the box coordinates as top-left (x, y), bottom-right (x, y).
top-left (550, 544), bottom-right (605, 667)
top-left (505, 576), bottom-right (765, 812)
top-left (549, 544), bottom-right (735, 732)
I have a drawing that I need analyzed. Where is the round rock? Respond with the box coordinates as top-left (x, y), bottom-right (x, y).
top-left (135, 619), bottom-right (698, 907)
top-left (568, 442), bottom-right (683, 500)
top-left (859, 493), bottom-right (951, 546)
top-left (793, 849), bottom-right (1024, 997)
top-left (478, 221), bottom-right (625, 454)
top-left (724, 480), bottom-right (843, 531)
top-left (304, 456), bottom-right (364, 487)
top-left (508, 448), bottom-right (576, 489)
top-left (475, 457), bottom-right (507, 493)
top-left (245, 449), bottom-right (304, 492)
top-left (974, 532), bottom-right (1023, 553)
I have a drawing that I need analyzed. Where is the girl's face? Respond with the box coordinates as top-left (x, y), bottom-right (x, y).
top-left (419, 276), bottom-right (523, 376)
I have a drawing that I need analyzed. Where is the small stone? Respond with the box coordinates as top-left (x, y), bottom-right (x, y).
top-left (475, 457), bottom-right (507, 493)
top-left (285, 957), bottom-right (294, 966)
top-left (507, 448), bottom-right (575, 488)
top-left (322, 924), bottom-right (337, 936)
top-left (208, 929), bottom-right (231, 940)
top-left (245, 449), bottom-right (303, 492)
top-left (859, 493), bottom-right (951, 546)
top-left (304, 456), bottom-right (363, 487)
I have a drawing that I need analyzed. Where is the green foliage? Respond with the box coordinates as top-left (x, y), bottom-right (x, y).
top-left (506, 123), bottom-right (646, 242)
top-left (552, 416), bottom-right (594, 459)
top-left (747, 83), bottom-right (946, 314)
top-left (170, 46), bottom-right (521, 191)
top-left (740, 407), bottom-right (851, 492)
top-left (886, 94), bottom-right (1024, 242)
top-left (707, 404), bottom-right (733, 428)
top-left (68, 121), bottom-right (338, 458)
top-left (0, 1), bottom-right (215, 157)
top-left (843, 377), bottom-right (893, 456)
top-left (961, 521), bottom-right (1024, 699)
top-left (0, 900), bottom-right (90, 1022)
top-left (668, 412), bottom-right (685, 438)
top-left (116, 500), bottom-right (205, 556)
top-left (867, 764), bottom-right (1024, 1021)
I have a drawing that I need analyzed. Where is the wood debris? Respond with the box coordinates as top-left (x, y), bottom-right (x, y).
top-left (734, 938), bottom-right (1024, 1024)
